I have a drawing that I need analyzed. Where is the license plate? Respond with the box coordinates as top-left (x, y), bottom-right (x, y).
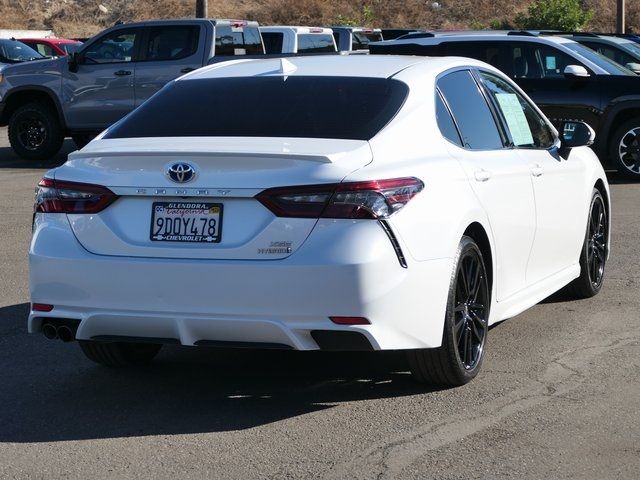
top-left (150, 202), bottom-right (223, 243)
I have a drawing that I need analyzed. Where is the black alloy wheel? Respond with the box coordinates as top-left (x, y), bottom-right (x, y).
top-left (586, 193), bottom-right (607, 290)
top-left (564, 188), bottom-right (608, 299)
top-left (453, 247), bottom-right (489, 370)
top-left (408, 236), bottom-right (490, 386)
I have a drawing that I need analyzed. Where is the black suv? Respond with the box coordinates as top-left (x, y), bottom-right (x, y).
top-left (371, 31), bottom-right (640, 179)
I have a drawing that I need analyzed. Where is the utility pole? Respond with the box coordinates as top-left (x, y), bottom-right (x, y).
top-left (617, 0), bottom-right (625, 34)
top-left (195, 0), bottom-right (208, 18)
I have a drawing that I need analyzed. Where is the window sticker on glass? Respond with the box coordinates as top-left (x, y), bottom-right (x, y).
top-left (546, 56), bottom-right (556, 71)
top-left (234, 48), bottom-right (246, 55)
top-left (495, 93), bottom-right (534, 146)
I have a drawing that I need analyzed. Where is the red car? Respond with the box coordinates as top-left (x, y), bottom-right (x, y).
top-left (18, 37), bottom-right (82, 57)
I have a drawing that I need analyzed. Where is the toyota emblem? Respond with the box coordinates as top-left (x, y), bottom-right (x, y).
top-left (167, 163), bottom-right (196, 183)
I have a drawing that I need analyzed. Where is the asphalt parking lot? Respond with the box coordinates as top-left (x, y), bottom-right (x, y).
top-left (1, 127), bottom-right (639, 479)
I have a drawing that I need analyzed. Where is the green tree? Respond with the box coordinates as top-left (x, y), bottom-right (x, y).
top-left (515, 0), bottom-right (593, 31)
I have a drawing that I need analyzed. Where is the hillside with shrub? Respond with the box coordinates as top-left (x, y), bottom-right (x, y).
top-left (0, 0), bottom-right (638, 38)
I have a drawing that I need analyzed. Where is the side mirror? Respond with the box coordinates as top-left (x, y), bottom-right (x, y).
top-left (68, 51), bottom-right (82, 72)
top-left (625, 62), bottom-right (640, 74)
top-left (559, 121), bottom-right (595, 158)
top-left (563, 65), bottom-right (590, 78)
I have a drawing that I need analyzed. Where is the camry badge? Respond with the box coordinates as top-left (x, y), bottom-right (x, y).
top-left (167, 163), bottom-right (196, 183)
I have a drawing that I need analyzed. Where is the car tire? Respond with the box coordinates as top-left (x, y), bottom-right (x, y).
top-left (564, 188), bottom-right (608, 299)
top-left (407, 236), bottom-right (490, 386)
top-left (610, 118), bottom-right (640, 180)
top-left (72, 133), bottom-right (95, 150)
top-left (79, 341), bottom-right (162, 367)
top-left (8, 102), bottom-right (64, 161)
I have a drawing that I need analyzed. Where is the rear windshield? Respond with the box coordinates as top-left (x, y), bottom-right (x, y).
top-left (297, 34), bottom-right (335, 53)
top-left (104, 76), bottom-right (408, 141)
top-left (215, 25), bottom-right (263, 55)
top-left (352, 32), bottom-right (383, 50)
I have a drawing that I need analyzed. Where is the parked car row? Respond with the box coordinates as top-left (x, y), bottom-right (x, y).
top-left (371, 30), bottom-right (640, 179)
top-left (1, 20), bottom-right (640, 180)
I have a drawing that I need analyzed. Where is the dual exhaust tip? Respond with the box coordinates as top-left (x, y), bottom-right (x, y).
top-left (41, 321), bottom-right (77, 342)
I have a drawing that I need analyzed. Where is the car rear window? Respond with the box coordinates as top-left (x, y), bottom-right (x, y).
top-left (352, 32), bottom-right (383, 50)
top-left (105, 76), bottom-right (408, 141)
top-left (297, 34), bottom-right (335, 53)
top-left (215, 25), bottom-right (263, 55)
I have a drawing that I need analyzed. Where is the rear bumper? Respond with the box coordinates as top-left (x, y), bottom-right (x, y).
top-left (29, 214), bottom-right (453, 350)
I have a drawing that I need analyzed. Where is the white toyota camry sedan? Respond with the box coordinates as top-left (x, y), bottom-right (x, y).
top-left (29, 55), bottom-right (610, 386)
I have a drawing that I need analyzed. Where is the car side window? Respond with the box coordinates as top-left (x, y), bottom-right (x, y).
top-left (582, 41), bottom-right (634, 67)
top-left (84, 29), bottom-right (137, 64)
top-left (145, 26), bottom-right (198, 61)
top-left (479, 71), bottom-right (555, 149)
top-left (510, 42), bottom-right (577, 79)
top-left (435, 91), bottom-right (462, 146)
top-left (442, 42), bottom-right (513, 76)
top-left (215, 25), bottom-right (263, 55)
top-left (437, 70), bottom-right (504, 150)
top-left (33, 42), bottom-right (54, 57)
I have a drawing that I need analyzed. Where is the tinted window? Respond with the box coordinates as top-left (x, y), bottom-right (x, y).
top-left (105, 77), bottom-right (409, 141)
top-left (62, 43), bottom-right (82, 55)
top-left (145, 26), bottom-right (198, 61)
top-left (442, 42), bottom-right (513, 76)
top-left (508, 42), bottom-right (578, 79)
top-left (84, 29), bottom-right (137, 64)
top-left (297, 34), bottom-right (335, 53)
top-left (437, 70), bottom-right (503, 150)
top-left (262, 32), bottom-right (283, 54)
top-left (563, 42), bottom-right (633, 75)
top-left (215, 25), bottom-right (263, 55)
top-left (581, 41), bottom-right (636, 67)
top-left (352, 32), bottom-right (383, 50)
top-left (480, 72), bottom-right (555, 148)
top-left (435, 91), bottom-right (462, 146)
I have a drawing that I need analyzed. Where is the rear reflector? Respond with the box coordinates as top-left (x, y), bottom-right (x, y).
top-left (32, 303), bottom-right (54, 312)
top-left (34, 178), bottom-right (117, 214)
top-left (330, 316), bottom-right (370, 325)
top-left (256, 177), bottom-right (423, 220)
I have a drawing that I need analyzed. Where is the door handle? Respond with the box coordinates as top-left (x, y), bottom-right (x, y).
top-left (113, 70), bottom-right (132, 76)
top-left (474, 169), bottom-right (492, 182)
top-left (180, 67), bottom-right (196, 73)
top-left (530, 164), bottom-right (544, 177)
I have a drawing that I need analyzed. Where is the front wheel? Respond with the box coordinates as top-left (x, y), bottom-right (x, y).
top-left (564, 189), bottom-right (608, 299)
top-left (407, 236), bottom-right (490, 386)
top-left (79, 341), bottom-right (162, 367)
top-left (610, 119), bottom-right (640, 180)
top-left (8, 102), bottom-right (64, 160)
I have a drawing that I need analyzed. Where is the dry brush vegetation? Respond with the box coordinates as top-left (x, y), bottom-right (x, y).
top-left (0, 0), bottom-right (638, 38)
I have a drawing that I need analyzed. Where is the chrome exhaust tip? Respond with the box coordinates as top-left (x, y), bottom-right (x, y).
top-left (57, 325), bottom-right (74, 343)
top-left (42, 323), bottom-right (58, 340)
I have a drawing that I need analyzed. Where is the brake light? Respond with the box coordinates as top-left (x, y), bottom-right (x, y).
top-left (309, 28), bottom-right (324, 33)
top-left (34, 178), bottom-right (117, 214)
top-left (330, 316), bottom-right (370, 325)
top-left (256, 177), bottom-right (423, 219)
top-left (32, 303), bottom-right (54, 312)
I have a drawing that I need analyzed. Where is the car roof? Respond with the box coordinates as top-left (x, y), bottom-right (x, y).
top-left (19, 37), bottom-right (81, 44)
top-left (182, 54), bottom-right (489, 81)
top-left (260, 26), bottom-right (333, 34)
top-left (373, 32), bottom-right (577, 46)
top-left (105, 18), bottom-right (259, 28)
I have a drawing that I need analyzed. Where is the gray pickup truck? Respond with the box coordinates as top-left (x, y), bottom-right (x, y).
top-left (0, 19), bottom-right (264, 160)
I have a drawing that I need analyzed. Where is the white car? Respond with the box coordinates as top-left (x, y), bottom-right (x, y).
top-left (29, 55), bottom-right (610, 385)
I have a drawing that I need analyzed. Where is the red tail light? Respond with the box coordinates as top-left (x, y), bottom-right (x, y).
top-left (32, 303), bottom-right (54, 312)
top-left (330, 316), bottom-right (370, 325)
top-left (256, 177), bottom-right (423, 219)
top-left (34, 178), bottom-right (117, 214)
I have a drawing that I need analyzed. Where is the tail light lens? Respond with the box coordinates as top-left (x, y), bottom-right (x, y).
top-left (34, 178), bottom-right (117, 214)
top-left (256, 177), bottom-right (423, 219)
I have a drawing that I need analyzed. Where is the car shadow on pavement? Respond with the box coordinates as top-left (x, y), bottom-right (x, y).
top-left (0, 303), bottom-right (436, 443)
top-left (0, 140), bottom-right (75, 169)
